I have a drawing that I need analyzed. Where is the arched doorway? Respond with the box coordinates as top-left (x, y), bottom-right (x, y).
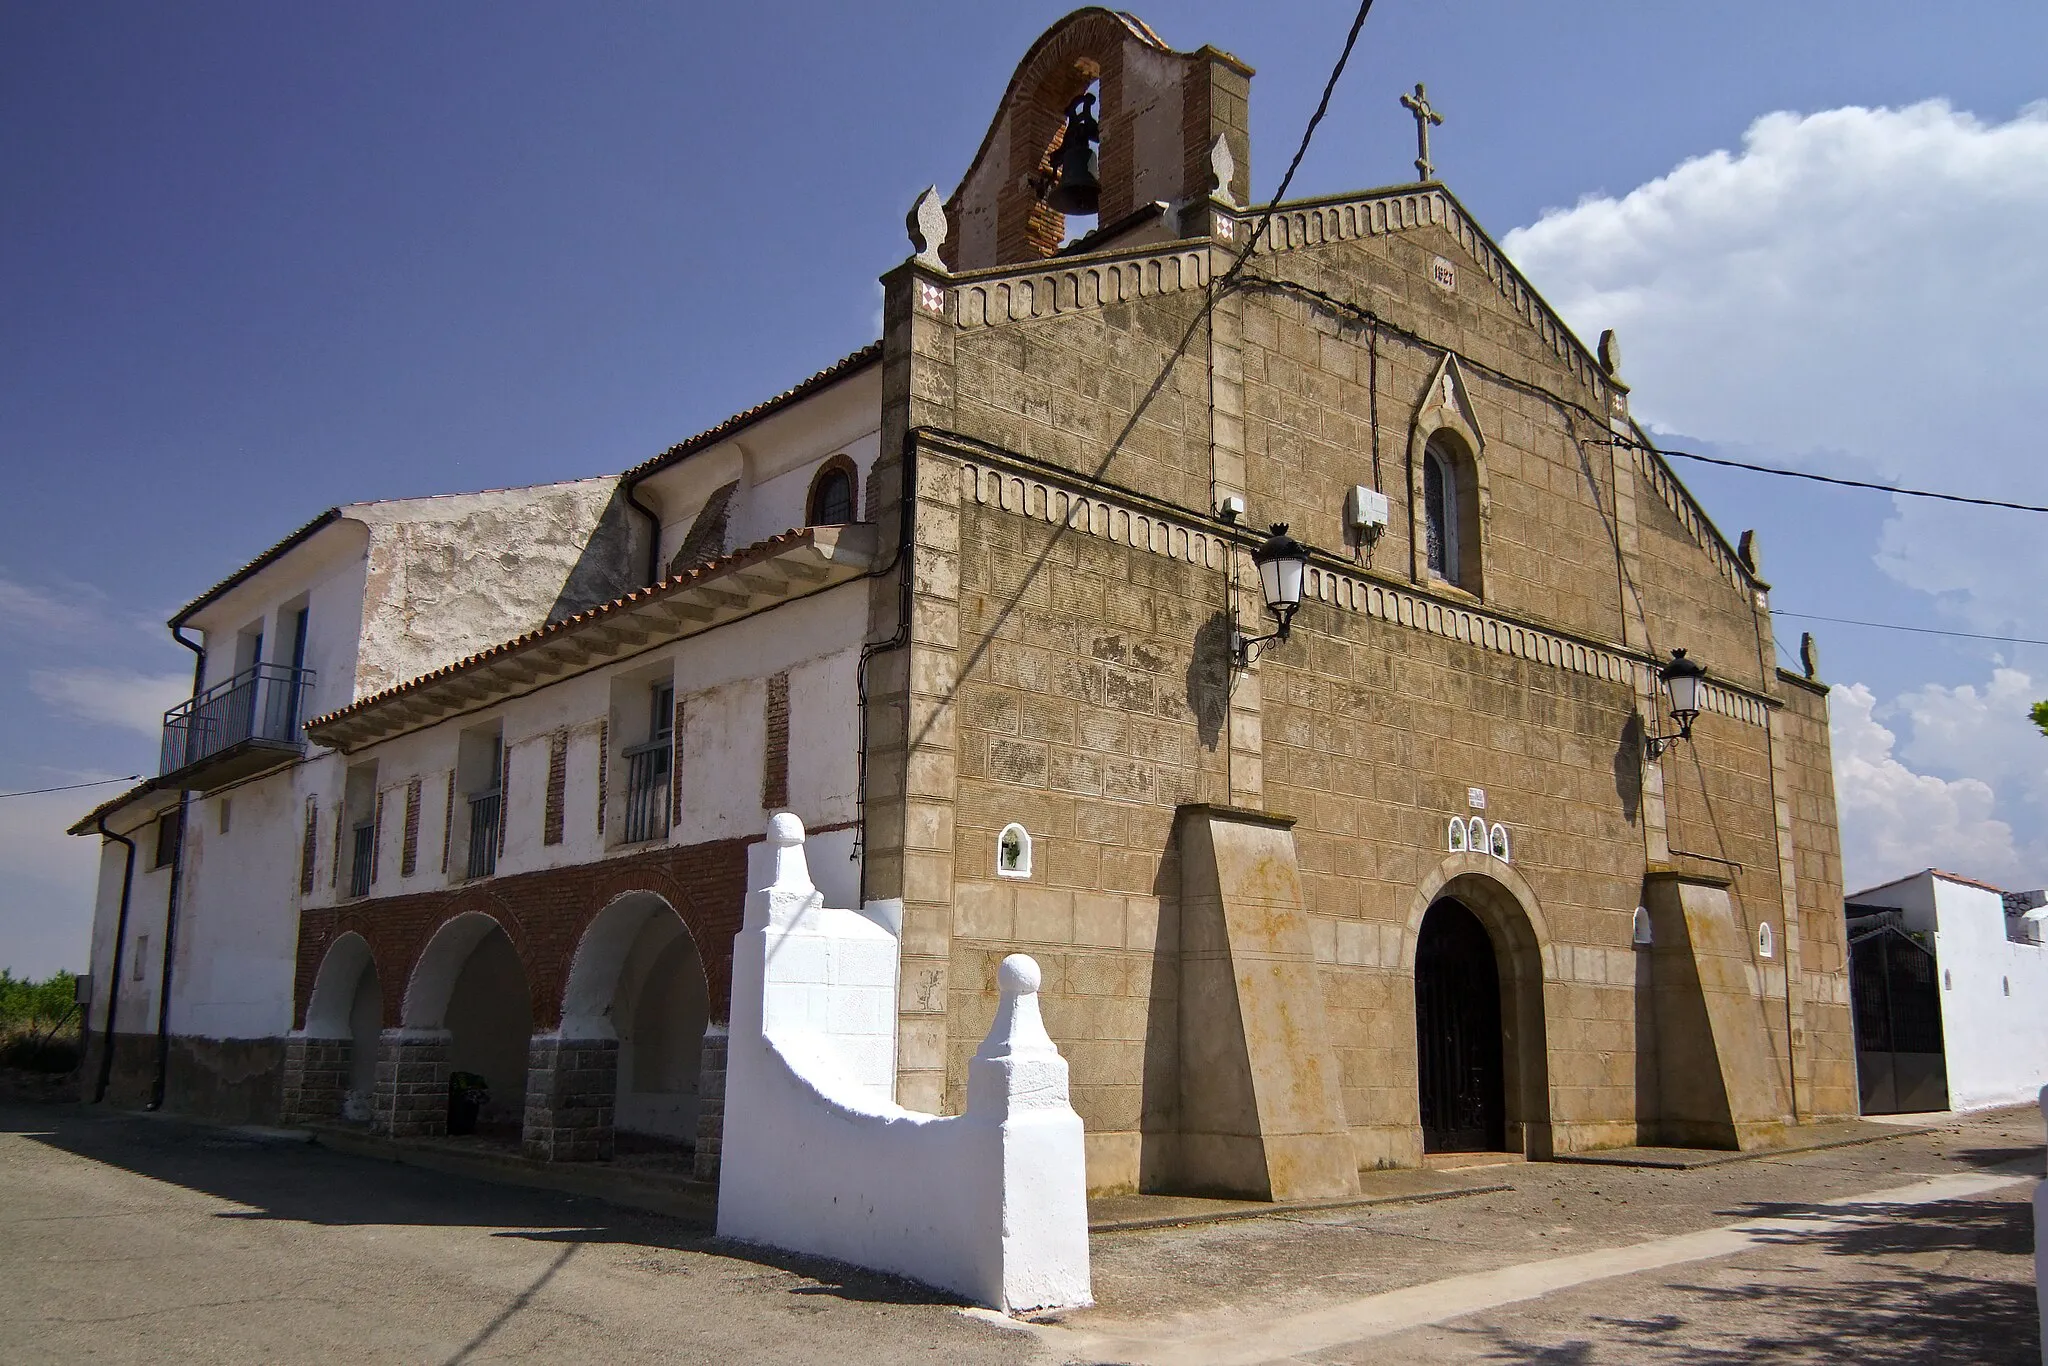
top-left (402, 912), bottom-right (533, 1138)
top-left (542, 891), bottom-right (709, 1160)
top-left (1414, 898), bottom-right (1505, 1152)
top-left (299, 932), bottom-right (382, 1122)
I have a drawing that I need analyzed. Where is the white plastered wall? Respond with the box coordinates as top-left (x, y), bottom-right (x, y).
top-left (1854, 871), bottom-right (2048, 1112)
top-left (638, 365), bottom-right (882, 570)
top-left (1930, 878), bottom-right (2048, 1111)
top-left (118, 527), bottom-right (863, 1061)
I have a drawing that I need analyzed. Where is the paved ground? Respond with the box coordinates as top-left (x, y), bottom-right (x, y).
top-left (2, 1099), bottom-right (2038, 1364)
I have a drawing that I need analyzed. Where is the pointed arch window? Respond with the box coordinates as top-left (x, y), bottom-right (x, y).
top-left (1421, 433), bottom-right (1480, 592)
top-left (1424, 445), bottom-right (1459, 584)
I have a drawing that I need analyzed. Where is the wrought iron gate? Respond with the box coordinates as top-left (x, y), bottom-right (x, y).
top-left (1848, 919), bottom-right (1948, 1114)
top-left (1415, 898), bottom-right (1506, 1151)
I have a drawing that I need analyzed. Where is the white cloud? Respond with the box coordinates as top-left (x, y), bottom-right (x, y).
top-left (0, 573), bottom-right (104, 634)
top-left (1504, 100), bottom-right (2048, 889)
top-left (1830, 680), bottom-right (2025, 892)
top-left (1503, 99), bottom-right (2048, 635)
top-left (28, 667), bottom-right (190, 737)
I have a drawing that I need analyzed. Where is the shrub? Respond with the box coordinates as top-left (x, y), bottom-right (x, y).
top-left (0, 970), bottom-right (83, 1075)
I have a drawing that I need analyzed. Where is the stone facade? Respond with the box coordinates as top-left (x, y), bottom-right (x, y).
top-left (858, 30), bottom-right (1854, 1194)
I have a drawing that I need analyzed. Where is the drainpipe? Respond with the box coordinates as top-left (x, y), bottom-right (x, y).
top-left (149, 625), bottom-right (206, 1111)
top-left (91, 811), bottom-right (140, 1104)
top-left (854, 428), bottom-right (919, 906)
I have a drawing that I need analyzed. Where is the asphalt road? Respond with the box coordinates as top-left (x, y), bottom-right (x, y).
top-left (3, 1100), bottom-right (2038, 1364)
top-left (0, 1103), bottom-right (1031, 1365)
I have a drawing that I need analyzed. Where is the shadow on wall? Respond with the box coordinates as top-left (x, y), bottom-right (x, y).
top-left (545, 488), bottom-right (649, 625)
top-left (1138, 833), bottom-right (1182, 1192)
top-left (1613, 713), bottom-right (1643, 827)
top-left (1446, 1194), bottom-right (2037, 1364)
top-left (1187, 611), bottom-right (1232, 752)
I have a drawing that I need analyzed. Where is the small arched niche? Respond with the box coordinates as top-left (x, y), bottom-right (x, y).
top-left (996, 823), bottom-right (1032, 879)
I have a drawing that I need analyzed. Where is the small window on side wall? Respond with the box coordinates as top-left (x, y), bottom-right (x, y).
top-left (152, 809), bottom-right (182, 870)
top-left (807, 457), bottom-right (858, 526)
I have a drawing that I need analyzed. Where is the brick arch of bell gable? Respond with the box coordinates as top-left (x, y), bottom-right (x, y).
top-left (945, 9), bottom-right (1199, 267)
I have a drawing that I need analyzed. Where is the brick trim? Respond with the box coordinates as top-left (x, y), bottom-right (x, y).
top-left (299, 798), bottom-right (318, 896)
top-left (595, 719), bottom-right (609, 837)
top-left (370, 790), bottom-right (385, 887)
top-left (400, 777), bottom-right (422, 877)
top-left (763, 672), bottom-right (789, 810)
top-left (441, 770), bottom-right (455, 876)
top-left (543, 728), bottom-right (567, 846)
top-left (669, 695), bottom-right (685, 830)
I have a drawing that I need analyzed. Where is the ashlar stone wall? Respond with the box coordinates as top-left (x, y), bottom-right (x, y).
top-left (865, 182), bottom-right (1855, 1194)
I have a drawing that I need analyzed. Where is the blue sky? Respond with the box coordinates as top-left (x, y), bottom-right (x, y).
top-left (5, 2), bottom-right (2047, 975)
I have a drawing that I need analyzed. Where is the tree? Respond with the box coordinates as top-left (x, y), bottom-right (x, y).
top-left (2035, 700), bottom-right (2048, 738)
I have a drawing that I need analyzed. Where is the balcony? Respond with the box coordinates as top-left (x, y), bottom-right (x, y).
top-left (159, 663), bottom-right (316, 791)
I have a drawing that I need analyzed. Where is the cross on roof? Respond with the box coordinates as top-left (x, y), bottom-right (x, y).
top-left (1400, 82), bottom-right (1444, 182)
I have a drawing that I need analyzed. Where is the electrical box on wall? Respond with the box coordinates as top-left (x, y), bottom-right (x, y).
top-left (1346, 485), bottom-right (1389, 534)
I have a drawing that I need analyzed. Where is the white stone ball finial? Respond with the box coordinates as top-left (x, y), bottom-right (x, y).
top-left (999, 953), bottom-right (1041, 997)
top-left (768, 810), bottom-right (806, 846)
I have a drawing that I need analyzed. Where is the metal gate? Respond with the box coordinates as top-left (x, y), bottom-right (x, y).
top-left (1415, 898), bottom-right (1506, 1152)
top-left (1848, 919), bottom-right (1948, 1114)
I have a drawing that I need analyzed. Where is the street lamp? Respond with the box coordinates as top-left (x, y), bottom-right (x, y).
top-left (1644, 648), bottom-right (1707, 760)
top-left (1233, 523), bottom-right (1310, 667)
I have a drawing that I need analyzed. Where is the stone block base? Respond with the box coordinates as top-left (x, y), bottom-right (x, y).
top-left (280, 1036), bottom-right (351, 1124)
top-left (375, 1031), bottom-right (451, 1138)
top-left (523, 1035), bottom-right (620, 1162)
top-left (694, 1027), bottom-right (728, 1183)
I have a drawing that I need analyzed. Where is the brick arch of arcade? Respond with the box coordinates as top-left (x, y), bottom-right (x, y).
top-left (292, 837), bottom-right (751, 1033)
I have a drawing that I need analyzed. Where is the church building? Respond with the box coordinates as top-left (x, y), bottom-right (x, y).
top-left (72, 9), bottom-right (1853, 1201)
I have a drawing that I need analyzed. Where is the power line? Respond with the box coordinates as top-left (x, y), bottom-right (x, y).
top-left (1228, 0), bottom-right (1376, 277)
top-left (0, 774), bottom-right (143, 799)
top-left (1637, 444), bottom-right (2048, 515)
top-left (1774, 611), bottom-right (2048, 648)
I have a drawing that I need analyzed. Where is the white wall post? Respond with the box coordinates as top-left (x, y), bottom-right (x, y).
top-left (717, 813), bottom-right (1091, 1313)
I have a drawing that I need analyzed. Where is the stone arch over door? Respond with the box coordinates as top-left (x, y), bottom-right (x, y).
top-left (385, 909), bottom-right (535, 1138)
top-left (283, 931), bottom-right (382, 1124)
top-left (528, 890), bottom-right (711, 1162)
top-left (1400, 853), bottom-right (1553, 1158)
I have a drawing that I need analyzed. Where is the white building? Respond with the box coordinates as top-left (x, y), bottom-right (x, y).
top-left (69, 354), bottom-right (884, 1162)
top-left (1846, 870), bottom-right (2048, 1114)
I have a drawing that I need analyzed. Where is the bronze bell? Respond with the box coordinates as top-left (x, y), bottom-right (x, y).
top-left (1046, 92), bottom-right (1101, 217)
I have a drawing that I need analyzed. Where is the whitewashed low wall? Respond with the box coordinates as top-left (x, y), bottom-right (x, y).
top-left (716, 814), bottom-right (1092, 1313)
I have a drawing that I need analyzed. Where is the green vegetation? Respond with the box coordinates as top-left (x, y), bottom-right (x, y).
top-left (0, 969), bottom-right (83, 1073)
top-left (2034, 699), bottom-right (2048, 738)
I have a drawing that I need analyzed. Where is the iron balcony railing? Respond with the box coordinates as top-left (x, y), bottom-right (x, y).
top-left (622, 740), bottom-right (671, 844)
top-left (466, 789), bottom-right (501, 880)
top-left (159, 662), bottom-right (317, 777)
top-left (348, 822), bottom-right (374, 898)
